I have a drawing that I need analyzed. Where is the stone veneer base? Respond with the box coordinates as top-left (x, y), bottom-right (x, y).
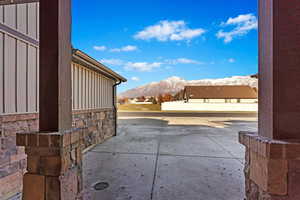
top-left (0, 108), bottom-right (116, 199)
top-left (239, 131), bottom-right (300, 200)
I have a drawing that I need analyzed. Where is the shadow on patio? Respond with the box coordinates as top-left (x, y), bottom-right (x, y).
top-left (82, 116), bottom-right (257, 200)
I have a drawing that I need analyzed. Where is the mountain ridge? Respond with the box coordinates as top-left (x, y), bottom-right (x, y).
top-left (119, 75), bottom-right (258, 98)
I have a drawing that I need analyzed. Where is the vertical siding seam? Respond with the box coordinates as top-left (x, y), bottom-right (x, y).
top-left (35, 47), bottom-right (37, 111)
top-left (96, 74), bottom-right (98, 108)
top-left (15, 38), bottom-right (17, 112)
top-left (2, 33), bottom-right (4, 113)
top-left (88, 70), bottom-right (89, 108)
top-left (35, 2), bottom-right (37, 39)
top-left (84, 69), bottom-right (86, 109)
top-left (77, 66), bottom-right (80, 109)
top-left (72, 64), bottom-right (74, 109)
top-left (25, 43), bottom-right (28, 112)
top-left (26, 3), bottom-right (28, 35)
top-left (15, 4), bottom-right (17, 30)
top-left (93, 71), bottom-right (94, 108)
top-left (73, 64), bottom-right (75, 109)
top-left (87, 70), bottom-right (89, 109)
top-left (2, 5), bottom-right (4, 24)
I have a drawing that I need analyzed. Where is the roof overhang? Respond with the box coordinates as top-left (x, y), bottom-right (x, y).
top-left (0, 0), bottom-right (38, 5)
top-left (72, 49), bottom-right (127, 83)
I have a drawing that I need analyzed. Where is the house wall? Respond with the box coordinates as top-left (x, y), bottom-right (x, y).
top-left (0, 3), bottom-right (115, 115)
top-left (0, 3), bottom-right (39, 114)
top-left (0, 108), bottom-right (115, 199)
top-left (0, 3), bottom-right (117, 199)
top-left (71, 63), bottom-right (115, 110)
top-left (162, 101), bottom-right (258, 112)
top-left (188, 99), bottom-right (257, 104)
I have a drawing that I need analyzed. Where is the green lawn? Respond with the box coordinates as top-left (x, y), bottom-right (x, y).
top-left (118, 104), bottom-right (161, 111)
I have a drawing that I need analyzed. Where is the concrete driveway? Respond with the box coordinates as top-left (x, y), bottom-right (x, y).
top-left (83, 114), bottom-right (257, 200)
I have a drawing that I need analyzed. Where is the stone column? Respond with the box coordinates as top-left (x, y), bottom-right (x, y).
top-left (16, 0), bottom-right (83, 199)
top-left (239, 1), bottom-right (300, 199)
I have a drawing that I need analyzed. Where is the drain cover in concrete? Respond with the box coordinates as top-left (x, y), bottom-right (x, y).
top-left (94, 182), bottom-right (109, 191)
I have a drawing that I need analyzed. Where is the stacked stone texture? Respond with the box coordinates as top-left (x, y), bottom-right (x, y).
top-left (0, 114), bottom-right (38, 199)
top-left (73, 109), bottom-right (115, 149)
top-left (240, 132), bottom-right (300, 200)
top-left (0, 108), bottom-right (115, 199)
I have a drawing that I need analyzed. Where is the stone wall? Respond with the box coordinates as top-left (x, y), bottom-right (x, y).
top-left (72, 109), bottom-right (116, 151)
top-left (240, 132), bottom-right (300, 200)
top-left (0, 114), bottom-right (38, 199)
top-left (0, 108), bottom-right (115, 199)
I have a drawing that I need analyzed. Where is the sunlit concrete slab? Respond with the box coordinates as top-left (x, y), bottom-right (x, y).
top-left (83, 152), bottom-right (156, 200)
top-left (83, 115), bottom-right (257, 200)
top-left (159, 134), bottom-right (234, 158)
top-left (153, 156), bottom-right (244, 200)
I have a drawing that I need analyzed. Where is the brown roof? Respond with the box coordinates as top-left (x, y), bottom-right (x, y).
top-left (250, 73), bottom-right (258, 79)
top-left (184, 85), bottom-right (257, 99)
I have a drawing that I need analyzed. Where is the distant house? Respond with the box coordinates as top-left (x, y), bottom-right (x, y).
top-left (183, 85), bottom-right (258, 103)
top-left (162, 85), bottom-right (258, 111)
top-left (251, 74), bottom-right (259, 79)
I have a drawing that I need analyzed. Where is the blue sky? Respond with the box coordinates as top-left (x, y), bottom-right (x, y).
top-left (72, 0), bottom-right (258, 93)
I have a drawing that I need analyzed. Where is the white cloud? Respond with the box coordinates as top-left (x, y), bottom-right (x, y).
top-left (134, 20), bottom-right (206, 42)
top-left (93, 46), bottom-right (107, 51)
top-left (100, 59), bottom-right (124, 66)
top-left (124, 62), bottom-right (162, 72)
top-left (110, 45), bottom-right (138, 52)
top-left (228, 58), bottom-right (236, 63)
top-left (165, 58), bottom-right (204, 65)
top-left (217, 13), bottom-right (258, 43)
top-left (131, 77), bottom-right (140, 81)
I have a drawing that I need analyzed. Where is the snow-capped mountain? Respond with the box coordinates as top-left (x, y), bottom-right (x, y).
top-left (119, 75), bottom-right (258, 98)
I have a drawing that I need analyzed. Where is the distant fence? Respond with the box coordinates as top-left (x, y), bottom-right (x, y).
top-left (161, 101), bottom-right (258, 112)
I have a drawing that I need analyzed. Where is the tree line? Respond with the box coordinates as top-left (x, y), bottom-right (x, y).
top-left (118, 90), bottom-right (185, 105)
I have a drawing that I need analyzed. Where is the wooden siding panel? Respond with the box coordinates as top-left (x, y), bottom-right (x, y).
top-left (104, 78), bottom-right (107, 108)
top-left (27, 3), bottom-right (37, 39)
top-left (4, 35), bottom-right (16, 113)
top-left (82, 68), bottom-right (86, 109)
top-left (88, 70), bottom-right (93, 108)
top-left (36, 48), bottom-right (39, 111)
top-left (101, 78), bottom-right (103, 108)
top-left (36, 2), bottom-right (39, 40)
top-left (99, 75), bottom-right (103, 108)
top-left (71, 63), bottom-right (74, 109)
top-left (89, 70), bottom-right (92, 108)
top-left (92, 71), bottom-right (95, 108)
top-left (89, 70), bottom-right (93, 108)
top-left (109, 80), bottom-right (113, 107)
top-left (4, 5), bottom-right (16, 29)
top-left (0, 6), bottom-right (3, 23)
top-left (78, 66), bottom-right (82, 109)
top-left (0, 33), bottom-right (3, 113)
top-left (96, 74), bottom-right (99, 108)
top-left (17, 4), bottom-right (27, 34)
top-left (102, 77), bottom-right (105, 107)
top-left (85, 68), bottom-right (88, 109)
top-left (104, 78), bottom-right (107, 107)
top-left (74, 64), bottom-right (78, 109)
top-left (16, 40), bottom-right (27, 112)
top-left (27, 45), bottom-right (36, 112)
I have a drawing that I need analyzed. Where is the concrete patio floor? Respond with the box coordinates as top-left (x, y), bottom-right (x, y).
top-left (83, 116), bottom-right (257, 200)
